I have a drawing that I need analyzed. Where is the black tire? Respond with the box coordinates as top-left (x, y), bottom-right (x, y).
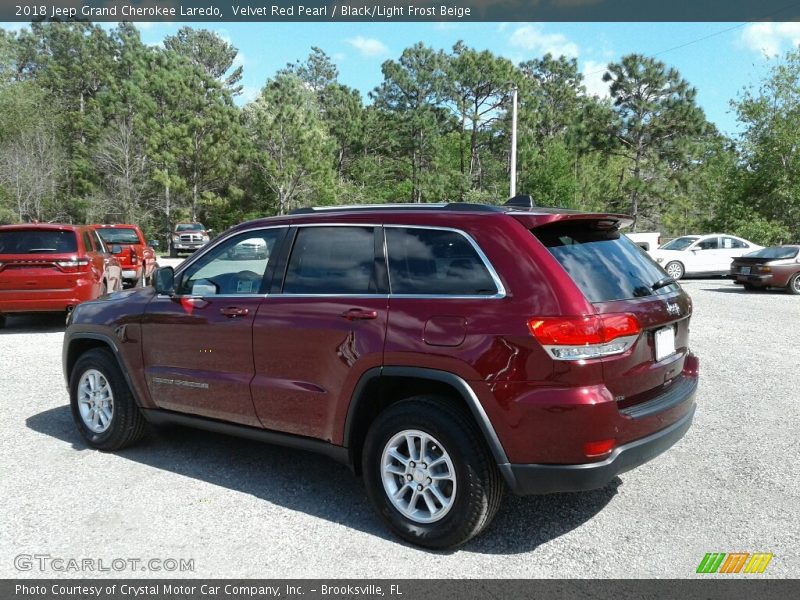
top-left (169, 244), bottom-right (177, 258)
top-left (787, 273), bottom-right (800, 295)
top-left (743, 283), bottom-right (757, 291)
top-left (69, 348), bottom-right (146, 451)
top-left (362, 396), bottom-right (504, 549)
top-left (664, 261), bottom-right (685, 280)
top-left (0, 314), bottom-right (6, 329)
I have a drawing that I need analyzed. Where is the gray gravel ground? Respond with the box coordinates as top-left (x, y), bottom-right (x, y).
top-left (1, 278), bottom-right (798, 578)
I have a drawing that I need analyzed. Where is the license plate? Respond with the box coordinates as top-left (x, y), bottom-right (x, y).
top-left (740, 266), bottom-right (751, 275)
top-left (654, 326), bottom-right (676, 362)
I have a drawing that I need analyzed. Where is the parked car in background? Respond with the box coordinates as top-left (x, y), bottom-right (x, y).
top-left (731, 245), bottom-right (800, 294)
top-left (92, 224), bottom-right (157, 287)
top-left (625, 232), bottom-right (661, 253)
top-left (0, 223), bottom-right (121, 327)
top-left (63, 199), bottom-right (698, 548)
top-left (169, 222), bottom-right (210, 257)
top-left (650, 234), bottom-right (762, 279)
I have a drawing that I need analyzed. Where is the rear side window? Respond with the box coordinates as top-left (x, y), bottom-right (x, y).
top-left (0, 230), bottom-right (78, 254)
top-left (82, 231), bottom-right (95, 252)
top-left (385, 227), bottom-right (498, 296)
top-left (533, 223), bottom-right (678, 302)
top-left (283, 227), bottom-right (376, 295)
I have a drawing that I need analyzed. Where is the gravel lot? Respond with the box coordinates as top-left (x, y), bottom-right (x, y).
top-left (1, 278), bottom-right (798, 578)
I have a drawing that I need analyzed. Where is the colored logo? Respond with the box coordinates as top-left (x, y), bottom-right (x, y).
top-left (697, 552), bottom-right (773, 574)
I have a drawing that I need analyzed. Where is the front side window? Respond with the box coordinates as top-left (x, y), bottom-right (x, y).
top-left (283, 227), bottom-right (376, 295)
top-left (385, 227), bottom-right (498, 296)
top-left (177, 228), bottom-right (284, 296)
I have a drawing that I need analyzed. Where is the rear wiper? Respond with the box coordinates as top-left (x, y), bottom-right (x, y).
top-left (652, 276), bottom-right (676, 291)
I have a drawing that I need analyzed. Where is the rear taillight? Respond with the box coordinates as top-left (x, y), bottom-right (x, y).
top-left (130, 248), bottom-right (138, 264)
top-left (528, 314), bottom-right (641, 360)
top-left (0, 261), bottom-right (4, 272)
top-left (55, 258), bottom-right (90, 273)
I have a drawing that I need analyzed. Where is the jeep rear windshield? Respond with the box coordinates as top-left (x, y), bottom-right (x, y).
top-left (532, 223), bottom-right (678, 302)
top-left (0, 229), bottom-right (78, 254)
top-left (96, 228), bottom-right (140, 244)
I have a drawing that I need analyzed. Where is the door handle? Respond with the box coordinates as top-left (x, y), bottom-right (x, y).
top-left (341, 308), bottom-right (378, 321)
top-left (220, 306), bottom-right (249, 318)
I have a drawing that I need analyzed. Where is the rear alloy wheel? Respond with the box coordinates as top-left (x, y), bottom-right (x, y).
top-left (362, 396), bottom-right (504, 549)
top-left (788, 273), bottom-right (800, 295)
top-left (665, 261), bottom-right (685, 280)
top-left (69, 348), bottom-right (146, 450)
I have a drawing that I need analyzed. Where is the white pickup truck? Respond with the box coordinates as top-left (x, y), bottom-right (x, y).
top-left (625, 232), bottom-right (661, 253)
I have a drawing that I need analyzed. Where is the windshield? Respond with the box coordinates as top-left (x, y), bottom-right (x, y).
top-left (0, 229), bottom-right (78, 254)
top-left (533, 223), bottom-right (679, 302)
top-left (176, 223), bottom-right (205, 232)
top-left (660, 236), bottom-right (698, 251)
top-left (745, 246), bottom-right (799, 260)
top-left (96, 228), bottom-right (140, 244)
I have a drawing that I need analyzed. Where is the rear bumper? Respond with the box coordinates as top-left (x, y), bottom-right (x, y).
top-left (501, 403), bottom-right (695, 495)
top-left (0, 287), bottom-right (94, 313)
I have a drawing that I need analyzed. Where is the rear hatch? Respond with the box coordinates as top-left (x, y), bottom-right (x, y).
top-left (0, 228), bottom-right (85, 291)
top-left (526, 217), bottom-right (692, 409)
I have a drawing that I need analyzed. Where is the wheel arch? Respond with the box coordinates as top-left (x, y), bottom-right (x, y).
top-left (64, 333), bottom-right (143, 408)
top-left (344, 367), bottom-right (511, 480)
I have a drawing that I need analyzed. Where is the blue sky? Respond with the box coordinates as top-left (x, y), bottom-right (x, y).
top-left (5, 20), bottom-right (800, 137)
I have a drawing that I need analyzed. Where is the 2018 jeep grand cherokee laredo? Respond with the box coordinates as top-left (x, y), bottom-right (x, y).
top-left (62, 199), bottom-right (698, 549)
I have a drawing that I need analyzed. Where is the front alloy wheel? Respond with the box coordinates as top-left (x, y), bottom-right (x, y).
top-left (665, 261), bottom-right (685, 280)
top-left (70, 348), bottom-right (146, 450)
top-left (77, 369), bottom-right (114, 433)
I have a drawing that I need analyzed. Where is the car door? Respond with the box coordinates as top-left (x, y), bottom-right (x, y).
top-left (140, 227), bottom-right (287, 427)
top-left (690, 236), bottom-right (720, 273)
top-left (251, 225), bottom-right (388, 442)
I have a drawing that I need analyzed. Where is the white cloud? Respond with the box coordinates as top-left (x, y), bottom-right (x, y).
top-left (582, 60), bottom-right (611, 99)
top-left (509, 24), bottom-right (579, 58)
top-left (346, 36), bottom-right (389, 58)
top-left (741, 22), bottom-right (800, 57)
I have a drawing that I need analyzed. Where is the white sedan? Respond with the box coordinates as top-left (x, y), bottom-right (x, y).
top-left (650, 234), bottom-right (763, 279)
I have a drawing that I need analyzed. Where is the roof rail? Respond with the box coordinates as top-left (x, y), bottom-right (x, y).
top-left (504, 194), bottom-right (536, 210)
top-left (289, 203), bottom-right (504, 215)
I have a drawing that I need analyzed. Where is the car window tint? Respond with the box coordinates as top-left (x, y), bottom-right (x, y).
top-left (283, 227), bottom-right (375, 294)
top-left (96, 228), bottom-right (140, 244)
top-left (725, 237), bottom-right (746, 249)
top-left (178, 229), bottom-right (284, 296)
top-left (697, 237), bottom-right (719, 250)
top-left (82, 231), bottom-right (94, 252)
top-left (93, 231), bottom-right (109, 253)
top-left (385, 227), bottom-right (497, 296)
top-left (533, 223), bottom-right (679, 302)
top-left (0, 230), bottom-right (78, 254)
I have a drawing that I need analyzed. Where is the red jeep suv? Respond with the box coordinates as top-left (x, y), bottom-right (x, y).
top-left (0, 223), bottom-right (122, 327)
top-left (62, 199), bottom-right (698, 548)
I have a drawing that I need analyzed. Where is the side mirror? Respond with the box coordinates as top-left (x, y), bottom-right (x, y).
top-left (154, 266), bottom-right (175, 295)
top-left (206, 229), bottom-right (214, 235)
top-left (148, 239), bottom-right (160, 248)
top-left (110, 245), bottom-right (122, 254)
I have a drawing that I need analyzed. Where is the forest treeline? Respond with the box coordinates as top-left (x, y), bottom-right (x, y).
top-left (0, 22), bottom-right (798, 245)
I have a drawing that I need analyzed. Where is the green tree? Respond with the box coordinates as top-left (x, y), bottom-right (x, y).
top-left (372, 43), bottom-right (452, 203)
top-left (244, 74), bottom-right (335, 215)
top-left (602, 54), bottom-right (708, 228)
top-left (164, 27), bottom-right (243, 95)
